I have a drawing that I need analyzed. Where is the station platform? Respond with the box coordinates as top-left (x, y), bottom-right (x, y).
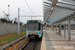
top-left (40, 29), bottom-right (75, 50)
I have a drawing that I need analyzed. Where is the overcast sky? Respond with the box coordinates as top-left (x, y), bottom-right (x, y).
top-left (0, 0), bottom-right (69, 24)
top-left (0, 0), bottom-right (43, 23)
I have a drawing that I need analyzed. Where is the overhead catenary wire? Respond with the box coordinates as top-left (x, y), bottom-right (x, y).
top-left (20, 9), bottom-right (37, 19)
top-left (24, 0), bottom-right (37, 19)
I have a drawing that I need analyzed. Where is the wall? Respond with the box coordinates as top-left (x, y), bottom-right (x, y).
top-left (0, 22), bottom-right (26, 35)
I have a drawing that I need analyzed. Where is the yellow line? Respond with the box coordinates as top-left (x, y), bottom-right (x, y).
top-left (40, 31), bottom-right (46, 50)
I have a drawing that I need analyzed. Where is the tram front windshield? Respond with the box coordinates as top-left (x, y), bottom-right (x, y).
top-left (27, 22), bottom-right (41, 31)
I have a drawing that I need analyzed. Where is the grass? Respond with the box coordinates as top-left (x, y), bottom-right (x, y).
top-left (0, 31), bottom-right (26, 45)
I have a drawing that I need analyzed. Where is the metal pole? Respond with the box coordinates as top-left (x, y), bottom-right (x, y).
top-left (8, 5), bottom-right (10, 15)
top-left (3, 11), bottom-right (5, 17)
top-left (59, 23), bottom-right (61, 36)
top-left (8, 5), bottom-right (10, 20)
top-left (51, 25), bottom-right (52, 31)
top-left (64, 25), bottom-right (66, 38)
top-left (45, 24), bottom-right (46, 30)
top-left (18, 7), bottom-right (20, 35)
top-left (56, 25), bottom-right (58, 34)
top-left (56, 25), bottom-right (57, 33)
top-left (68, 19), bottom-right (71, 41)
top-left (53, 25), bottom-right (54, 32)
top-left (58, 24), bottom-right (60, 35)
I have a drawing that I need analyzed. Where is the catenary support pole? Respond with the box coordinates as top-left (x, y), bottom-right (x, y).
top-left (68, 19), bottom-right (71, 41)
top-left (18, 7), bottom-right (20, 35)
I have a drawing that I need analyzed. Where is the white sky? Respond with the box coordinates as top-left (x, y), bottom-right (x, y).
top-left (0, 0), bottom-right (43, 23)
top-left (0, 0), bottom-right (71, 24)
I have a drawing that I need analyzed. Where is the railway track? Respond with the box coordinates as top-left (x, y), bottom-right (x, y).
top-left (4, 37), bottom-right (28, 50)
top-left (20, 39), bottom-right (41, 50)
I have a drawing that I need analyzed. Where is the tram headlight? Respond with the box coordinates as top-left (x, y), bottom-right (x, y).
top-left (39, 20), bottom-right (41, 23)
top-left (28, 34), bottom-right (30, 35)
top-left (36, 33), bottom-right (38, 35)
top-left (39, 32), bottom-right (41, 34)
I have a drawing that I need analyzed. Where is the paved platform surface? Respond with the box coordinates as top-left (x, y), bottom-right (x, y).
top-left (41, 29), bottom-right (75, 50)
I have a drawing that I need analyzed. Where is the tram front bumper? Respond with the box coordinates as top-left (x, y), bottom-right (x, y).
top-left (28, 35), bottom-right (39, 39)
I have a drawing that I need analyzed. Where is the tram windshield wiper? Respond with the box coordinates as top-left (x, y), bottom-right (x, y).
top-left (33, 26), bottom-right (36, 31)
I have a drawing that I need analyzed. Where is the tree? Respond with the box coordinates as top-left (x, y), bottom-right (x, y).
top-left (20, 22), bottom-right (22, 25)
top-left (0, 18), bottom-right (7, 22)
top-left (14, 21), bottom-right (17, 24)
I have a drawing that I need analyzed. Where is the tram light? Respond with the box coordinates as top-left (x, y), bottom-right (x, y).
top-left (39, 32), bottom-right (41, 34)
top-left (36, 33), bottom-right (38, 35)
top-left (39, 20), bottom-right (41, 23)
top-left (28, 34), bottom-right (30, 35)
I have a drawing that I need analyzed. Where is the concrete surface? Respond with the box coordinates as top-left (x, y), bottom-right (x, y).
top-left (0, 22), bottom-right (26, 35)
top-left (41, 29), bottom-right (75, 50)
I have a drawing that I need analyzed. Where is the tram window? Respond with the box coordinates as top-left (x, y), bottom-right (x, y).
top-left (27, 22), bottom-right (41, 30)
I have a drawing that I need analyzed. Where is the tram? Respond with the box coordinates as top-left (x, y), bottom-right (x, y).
top-left (26, 19), bottom-right (43, 39)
